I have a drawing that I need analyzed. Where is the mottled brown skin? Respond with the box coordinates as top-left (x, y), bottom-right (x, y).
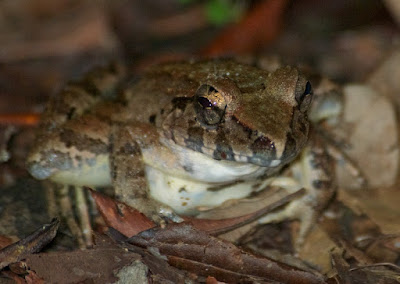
top-left (27, 59), bottom-right (334, 239)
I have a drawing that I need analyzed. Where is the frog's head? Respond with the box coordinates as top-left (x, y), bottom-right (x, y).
top-left (161, 65), bottom-right (312, 169)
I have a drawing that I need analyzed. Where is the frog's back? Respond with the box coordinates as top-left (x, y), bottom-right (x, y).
top-left (136, 59), bottom-right (270, 99)
top-left (122, 59), bottom-right (270, 123)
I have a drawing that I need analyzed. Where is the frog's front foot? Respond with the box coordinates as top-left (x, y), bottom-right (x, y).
top-left (139, 203), bottom-right (184, 226)
top-left (157, 205), bottom-right (184, 223)
top-left (257, 138), bottom-right (336, 250)
top-left (115, 189), bottom-right (184, 226)
top-left (145, 205), bottom-right (186, 229)
top-left (257, 195), bottom-right (318, 249)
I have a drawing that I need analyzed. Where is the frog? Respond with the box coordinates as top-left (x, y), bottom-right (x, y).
top-left (26, 59), bottom-right (335, 246)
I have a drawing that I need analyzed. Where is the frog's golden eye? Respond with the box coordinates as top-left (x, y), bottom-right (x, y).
top-left (194, 84), bottom-right (227, 127)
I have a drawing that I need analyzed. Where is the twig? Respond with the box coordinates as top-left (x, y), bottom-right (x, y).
top-left (0, 219), bottom-right (59, 270)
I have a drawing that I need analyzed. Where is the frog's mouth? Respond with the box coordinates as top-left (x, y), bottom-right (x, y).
top-left (162, 121), bottom-right (305, 169)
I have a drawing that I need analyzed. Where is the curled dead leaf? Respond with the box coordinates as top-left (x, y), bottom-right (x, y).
top-left (127, 223), bottom-right (325, 283)
top-left (0, 218), bottom-right (59, 270)
top-left (90, 186), bottom-right (305, 238)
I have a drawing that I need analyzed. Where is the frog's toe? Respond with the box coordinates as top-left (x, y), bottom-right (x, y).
top-left (140, 204), bottom-right (184, 225)
top-left (257, 200), bottom-right (318, 249)
top-left (160, 209), bottom-right (184, 223)
top-left (154, 205), bottom-right (184, 223)
top-left (293, 208), bottom-right (318, 249)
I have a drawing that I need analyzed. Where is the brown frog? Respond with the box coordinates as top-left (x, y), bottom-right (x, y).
top-left (26, 59), bottom-right (334, 244)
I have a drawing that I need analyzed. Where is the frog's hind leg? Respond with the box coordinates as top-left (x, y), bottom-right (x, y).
top-left (28, 113), bottom-right (116, 248)
top-left (26, 63), bottom-right (126, 248)
top-left (258, 134), bottom-right (336, 248)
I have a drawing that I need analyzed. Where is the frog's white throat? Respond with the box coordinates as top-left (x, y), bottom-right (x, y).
top-left (145, 165), bottom-right (270, 215)
top-left (143, 141), bottom-right (275, 215)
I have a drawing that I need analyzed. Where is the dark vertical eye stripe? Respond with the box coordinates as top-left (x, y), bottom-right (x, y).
top-left (231, 115), bottom-right (256, 139)
top-left (184, 127), bottom-right (205, 153)
top-left (212, 131), bottom-right (235, 161)
top-left (248, 136), bottom-right (277, 166)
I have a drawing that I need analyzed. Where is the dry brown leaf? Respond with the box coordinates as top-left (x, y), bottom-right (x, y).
top-left (128, 223), bottom-right (326, 283)
top-left (0, 219), bottom-right (59, 270)
top-left (25, 234), bottom-right (195, 283)
top-left (320, 201), bottom-right (400, 264)
top-left (91, 186), bottom-right (305, 238)
top-left (26, 244), bottom-right (141, 283)
top-left (329, 248), bottom-right (400, 284)
top-left (89, 188), bottom-right (155, 237)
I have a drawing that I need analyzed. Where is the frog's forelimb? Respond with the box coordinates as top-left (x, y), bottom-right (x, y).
top-left (258, 133), bottom-right (336, 248)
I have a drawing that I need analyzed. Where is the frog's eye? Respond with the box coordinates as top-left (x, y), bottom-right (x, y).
top-left (195, 84), bottom-right (227, 127)
top-left (296, 81), bottom-right (313, 112)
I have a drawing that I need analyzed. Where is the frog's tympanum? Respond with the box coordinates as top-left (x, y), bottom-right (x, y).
top-left (27, 59), bottom-right (335, 242)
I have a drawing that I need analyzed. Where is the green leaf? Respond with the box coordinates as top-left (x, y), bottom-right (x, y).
top-left (205, 0), bottom-right (243, 26)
